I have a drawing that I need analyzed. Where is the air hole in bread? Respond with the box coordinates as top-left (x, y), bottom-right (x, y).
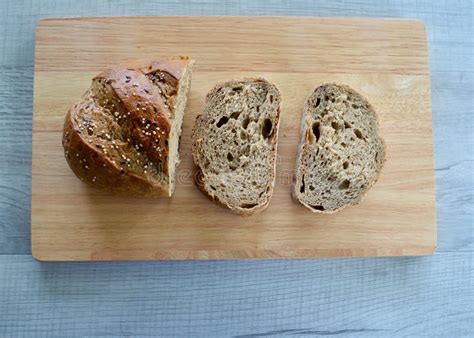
top-left (262, 118), bottom-right (273, 139)
top-left (331, 121), bottom-right (341, 131)
top-left (242, 116), bottom-right (250, 129)
top-left (309, 185), bottom-right (315, 191)
top-left (343, 161), bottom-right (349, 169)
top-left (233, 86), bottom-right (243, 93)
top-left (354, 129), bottom-right (364, 140)
top-left (216, 116), bottom-right (229, 128)
top-left (310, 205), bottom-right (325, 211)
top-left (125, 75), bottom-right (131, 83)
top-left (241, 203), bottom-right (258, 209)
top-left (352, 103), bottom-right (359, 109)
top-left (269, 95), bottom-right (274, 104)
top-left (312, 122), bottom-right (321, 142)
top-left (315, 97), bottom-right (321, 108)
top-left (230, 111), bottom-right (241, 119)
top-left (210, 185), bottom-right (216, 191)
top-left (251, 181), bottom-right (257, 186)
top-left (227, 152), bottom-right (234, 162)
top-left (300, 174), bottom-right (305, 193)
top-left (256, 106), bottom-right (260, 113)
top-left (338, 179), bottom-right (350, 190)
top-left (344, 121), bottom-right (351, 129)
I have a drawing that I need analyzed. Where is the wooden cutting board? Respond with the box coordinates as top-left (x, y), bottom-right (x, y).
top-left (32, 17), bottom-right (436, 260)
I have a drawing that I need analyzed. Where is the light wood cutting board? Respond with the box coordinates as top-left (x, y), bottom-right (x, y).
top-left (32, 17), bottom-right (436, 260)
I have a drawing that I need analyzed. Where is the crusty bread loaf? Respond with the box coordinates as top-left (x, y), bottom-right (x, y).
top-left (62, 57), bottom-right (193, 196)
top-left (192, 78), bottom-right (281, 215)
top-left (293, 83), bottom-right (385, 213)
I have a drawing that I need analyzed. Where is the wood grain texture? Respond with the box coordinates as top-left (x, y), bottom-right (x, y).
top-left (32, 17), bottom-right (436, 260)
top-left (0, 0), bottom-right (472, 255)
top-left (1, 253), bottom-right (473, 336)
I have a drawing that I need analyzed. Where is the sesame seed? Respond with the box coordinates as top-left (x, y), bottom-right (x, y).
top-left (85, 165), bottom-right (89, 169)
top-left (92, 176), bottom-right (96, 182)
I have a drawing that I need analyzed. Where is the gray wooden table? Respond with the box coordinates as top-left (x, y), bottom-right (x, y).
top-left (1, 1), bottom-right (473, 336)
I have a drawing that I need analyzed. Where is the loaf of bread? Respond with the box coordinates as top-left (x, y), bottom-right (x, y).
top-left (192, 78), bottom-right (281, 215)
top-left (293, 83), bottom-right (385, 213)
top-left (62, 57), bottom-right (193, 196)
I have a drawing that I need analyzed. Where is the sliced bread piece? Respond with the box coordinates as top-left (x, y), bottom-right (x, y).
top-left (192, 78), bottom-right (281, 215)
top-left (62, 57), bottom-right (194, 196)
top-left (293, 83), bottom-right (386, 213)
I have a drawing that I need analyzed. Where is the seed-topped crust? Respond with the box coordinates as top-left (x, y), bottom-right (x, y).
top-left (62, 57), bottom-right (193, 196)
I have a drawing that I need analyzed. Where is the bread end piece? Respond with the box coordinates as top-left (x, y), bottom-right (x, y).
top-left (62, 57), bottom-right (193, 197)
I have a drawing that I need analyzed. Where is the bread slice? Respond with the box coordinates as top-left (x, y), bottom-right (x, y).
top-left (293, 83), bottom-right (385, 213)
top-left (62, 57), bottom-right (193, 196)
top-left (192, 78), bottom-right (281, 215)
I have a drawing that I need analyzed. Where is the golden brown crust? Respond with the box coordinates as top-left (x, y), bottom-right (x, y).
top-left (120, 56), bottom-right (192, 81)
top-left (62, 57), bottom-right (192, 196)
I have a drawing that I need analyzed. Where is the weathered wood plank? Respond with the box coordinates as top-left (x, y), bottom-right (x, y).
top-left (0, 253), bottom-right (472, 336)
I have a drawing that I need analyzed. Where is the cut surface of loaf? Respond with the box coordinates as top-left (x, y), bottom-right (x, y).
top-left (62, 57), bottom-right (193, 196)
top-left (192, 78), bottom-right (281, 215)
top-left (293, 83), bottom-right (386, 213)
